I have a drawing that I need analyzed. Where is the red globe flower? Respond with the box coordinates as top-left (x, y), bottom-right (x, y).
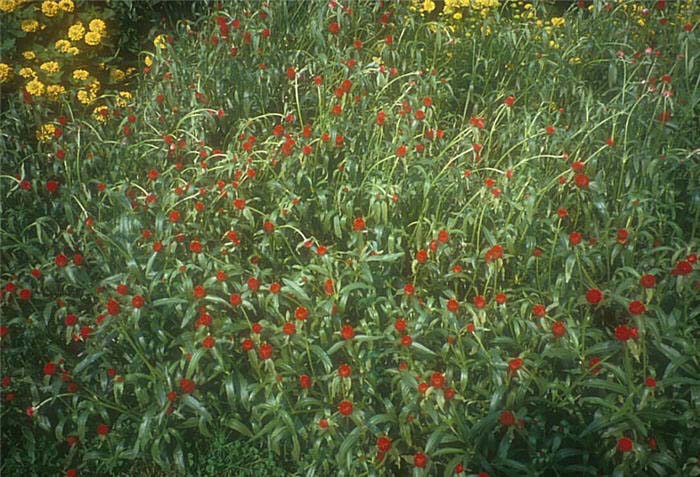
top-left (193, 285), bottom-right (206, 299)
top-left (446, 299), bottom-right (459, 312)
top-left (552, 321), bottom-right (566, 338)
top-left (574, 173), bottom-right (590, 188)
top-left (430, 372), bottom-right (445, 389)
top-left (96, 423), bottom-right (109, 436)
top-left (474, 295), bottom-right (487, 309)
top-left (377, 436), bottom-right (391, 452)
top-left (283, 322), bottom-right (296, 335)
top-left (615, 324), bottom-right (632, 341)
top-left (106, 299), bottom-right (121, 316)
top-left (328, 22), bottom-right (340, 34)
top-left (645, 377), bottom-right (657, 388)
top-left (241, 338), bottom-right (254, 351)
top-left (414, 452), bottom-right (427, 468)
top-left (338, 364), bottom-right (351, 378)
top-left (500, 410), bottom-right (515, 426)
top-left (617, 437), bottom-right (633, 453)
top-left (508, 358), bottom-right (523, 372)
top-left (586, 288), bottom-right (603, 305)
top-left (401, 335), bottom-right (413, 346)
top-left (299, 374), bottom-right (312, 389)
top-left (628, 300), bottom-right (646, 315)
top-left (394, 318), bottom-right (407, 333)
top-left (259, 342), bottom-right (273, 360)
top-left (43, 362), bottom-right (57, 376)
top-left (338, 399), bottom-right (353, 416)
top-left (131, 295), bottom-right (145, 308)
top-left (416, 249), bottom-right (428, 263)
top-left (180, 378), bottom-right (196, 394)
top-left (532, 304), bottom-right (546, 317)
top-left (295, 306), bottom-right (309, 320)
top-left (569, 232), bottom-right (583, 246)
top-left (202, 335), bottom-right (215, 349)
top-left (640, 274), bottom-right (656, 288)
top-left (341, 325), bottom-right (354, 340)
top-left (247, 277), bottom-right (260, 291)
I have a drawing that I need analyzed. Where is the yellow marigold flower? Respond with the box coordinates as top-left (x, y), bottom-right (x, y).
top-left (46, 84), bottom-right (66, 100)
top-left (36, 123), bottom-right (56, 142)
top-left (23, 51), bottom-right (37, 60)
top-left (67, 46), bottom-right (79, 55)
top-left (0, 63), bottom-right (11, 83)
top-left (88, 79), bottom-right (100, 93)
top-left (19, 67), bottom-right (35, 78)
top-left (0, 0), bottom-right (17, 13)
top-left (73, 69), bottom-right (89, 80)
top-left (58, 0), bottom-right (73, 12)
top-left (77, 89), bottom-right (94, 104)
top-left (85, 31), bottom-right (102, 46)
top-left (144, 55), bottom-right (153, 67)
top-left (40, 61), bottom-right (60, 74)
top-left (92, 105), bottom-right (108, 122)
top-left (26, 78), bottom-right (46, 96)
top-left (21, 20), bottom-right (39, 32)
top-left (550, 16), bottom-right (565, 28)
top-left (453, 12), bottom-right (462, 20)
top-left (153, 34), bottom-right (167, 49)
top-left (116, 91), bottom-right (132, 107)
top-left (41, 0), bottom-right (59, 17)
top-left (110, 69), bottom-right (125, 82)
top-left (421, 0), bottom-right (436, 13)
top-left (55, 39), bottom-right (72, 53)
top-left (68, 22), bottom-right (85, 41)
top-left (89, 19), bottom-right (106, 34)
top-left (126, 67), bottom-right (136, 76)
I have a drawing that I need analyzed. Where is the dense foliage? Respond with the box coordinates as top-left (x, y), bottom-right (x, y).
top-left (1, 1), bottom-right (699, 476)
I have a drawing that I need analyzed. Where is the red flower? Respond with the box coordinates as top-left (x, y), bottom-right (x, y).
top-left (180, 378), bottom-right (196, 394)
top-left (586, 288), bottom-right (603, 305)
top-left (569, 232), bottom-right (583, 246)
top-left (318, 418), bottom-right (328, 429)
top-left (640, 274), bottom-right (656, 288)
top-left (474, 295), bottom-right (487, 309)
top-left (485, 244), bottom-right (503, 263)
top-left (328, 22), bottom-right (340, 34)
top-left (283, 322), bottom-right (296, 335)
top-left (500, 410), bottom-right (515, 426)
top-left (202, 335), bottom-right (215, 349)
top-left (168, 210), bottom-right (181, 222)
top-left (671, 260), bottom-right (692, 276)
top-left (446, 299), bottom-right (460, 313)
top-left (615, 324), bottom-right (632, 341)
top-left (233, 198), bottom-right (245, 210)
top-left (19, 288), bottom-right (31, 301)
top-left (401, 335), bottom-right (413, 346)
top-left (295, 306), bottom-right (309, 320)
top-left (241, 338), bottom-right (254, 351)
top-left (552, 321), bottom-right (566, 338)
top-left (66, 469), bottom-right (78, 477)
top-left (229, 293), bottom-right (242, 306)
top-left (617, 437), bottom-right (633, 453)
top-left (532, 304), bottom-right (546, 317)
top-left (496, 293), bottom-right (507, 304)
top-left (395, 144), bottom-right (407, 157)
top-left (46, 180), bottom-right (60, 193)
top-left (414, 452), bottom-right (427, 468)
top-left (44, 362), bottom-right (57, 376)
top-left (469, 116), bottom-right (485, 129)
top-left (55, 253), bottom-right (69, 267)
top-left (416, 249), bottom-right (428, 263)
top-left (341, 325), bottom-right (354, 340)
top-left (628, 300), bottom-right (646, 315)
top-left (377, 436), bottom-right (391, 452)
top-left (131, 295), bottom-right (145, 308)
top-left (259, 342), bottom-right (273, 360)
top-left (193, 285), bottom-right (206, 299)
top-left (430, 372), bottom-right (445, 389)
top-left (96, 423), bottom-right (109, 436)
top-left (106, 298), bottom-right (121, 316)
top-left (613, 228), bottom-right (628, 245)
top-left (645, 377), bottom-right (657, 388)
top-left (286, 66), bottom-right (296, 80)
top-left (545, 125), bottom-right (556, 135)
top-left (508, 358), bottom-right (523, 372)
top-left (247, 277), bottom-right (260, 291)
top-left (394, 318), bottom-right (407, 333)
top-left (299, 374), bottom-right (312, 389)
top-left (338, 399), bottom-right (353, 416)
top-left (338, 364), bottom-right (351, 378)
top-left (353, 217), bottom-right (366, 231)
top-left (589, 356), bottom-right (602, 375)
top-left (574, 173), bottom-right (590, 189)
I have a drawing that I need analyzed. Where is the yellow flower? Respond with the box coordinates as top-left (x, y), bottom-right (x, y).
top-left (21, 20), bottom-right (39, 32)
top-left (569, 57), bottom-right (582, 64)
top-left (0, 63), bottom-right (11, 83)
top-left (55, 39), bottom-right (72, 53)
top-left (23, 51), bottom-right (37, 61)
top-left (68, 23), bottom-right (85, 41)
top-left (41, 0), bottom-right (59, 17)
top-left (88, 79), bottom-right (100, 93)
top-left (85, 31), bottom-right (102, 46)
top-left (144, 55), bottom-right (153, 67)
top-left (19, 67), bottom-right (35, 78)
top-left (26, 78), bottom-right (46, 96)
top-left (40, 61), bottom-right (60, 74)
top-left (110, 68), bottom-right (125, 82)
top-left (89, 19), bottom-right (106, 34)
top-left (421, 0), bottom-right (436, 13)
top-left (453, 12), bottom-right (462, 20)
top-left (126, 67), bottom-right (136, 76)
top-left (36, 123), bottom-right (56, 142)
top-left (0, 0), bottom-right (17, 13)
top-left (550, 16), bottom-right (565, 28)
top-left (73, 69), bottom-right (89, 80)
top-left (47, 84), bottom-right (66, 100)
top-left (153, 34), bottom-right (167, 49)
top-left (116, 91), bottom-right (132, 107)
top-left (67, 47), bottom-right (79, 55)
top-left (92, 105), bottom-right (108, 122)
top-left (58, 0), bottom-right (73, 12)
top-left (77, 89), bottom-right (94, 104)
